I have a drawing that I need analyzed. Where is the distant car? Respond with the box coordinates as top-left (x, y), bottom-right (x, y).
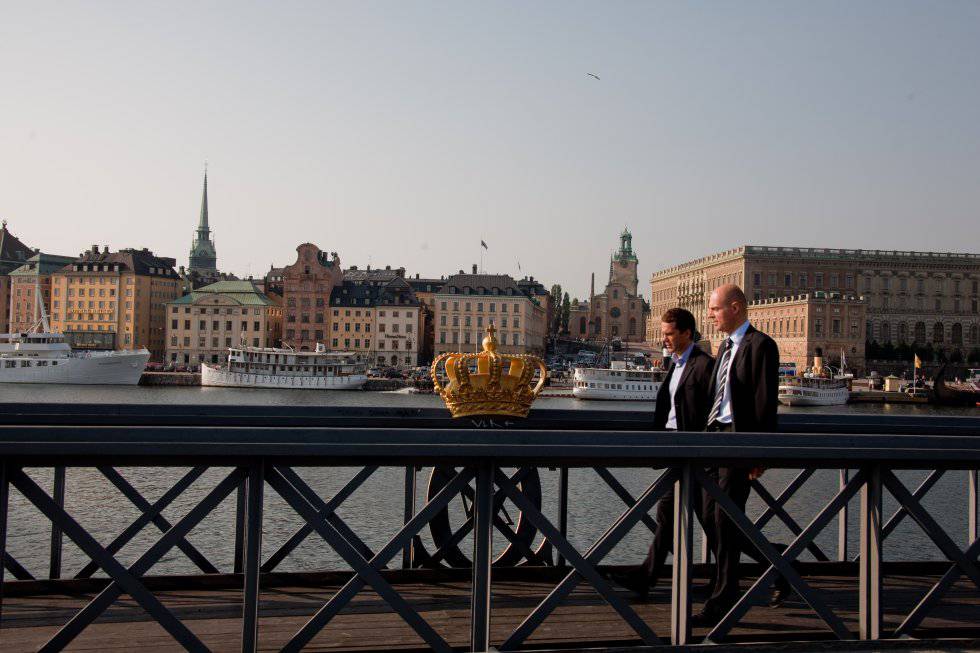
top-left (382, 367), bottom-right (405, 379)
top-left (145, 362), bottom-right (164, 372)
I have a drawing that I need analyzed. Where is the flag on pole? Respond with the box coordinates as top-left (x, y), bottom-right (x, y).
top-left (481, 240), bottom-right (488, 250)
top-left (914, 354), bottom-right (922, 369)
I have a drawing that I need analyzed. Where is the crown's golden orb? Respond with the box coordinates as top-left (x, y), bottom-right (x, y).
top-left (431, 325), bottom-right (547, 419)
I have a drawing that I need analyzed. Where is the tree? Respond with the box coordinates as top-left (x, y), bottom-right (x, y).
top-left (549, 284), bottom-right (563, 336)
top-left (949, 348), bottom-right (964, 364)
top-left (561, 292), bottom-right (571, 335)
top-left (968, 348), bottom-right (980, 364)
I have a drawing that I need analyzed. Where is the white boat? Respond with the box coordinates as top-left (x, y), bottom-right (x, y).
top-left (0, 282), bottom-right (149, 385)
top-left (201, 343), bottom-right (367, 390)
top-left (572, 363), bottom-right (665, 401)
top-left (778, 376), bottom-right (850, 406)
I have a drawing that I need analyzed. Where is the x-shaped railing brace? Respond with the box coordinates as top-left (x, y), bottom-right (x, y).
top-left (852, 469), bottom-right (946, 563)
top-left (499, 468), bottom-right (678, 650)
top-left (10, 466), bottom-right (246, 652)
top-left (261, 466), bottom-right (378, 573)
top-left (593, 467), bottom-right (660, 536)
top-left (697, 466), bottom-right (867, 643)
top-left (268, 465), bottom-right (476, 653)
top-left (884, 469), bottom-right (980, 636)
top-left (70, 466), bottom-right (219, 579)
top-left (750, 470), bottom-right (830, 562)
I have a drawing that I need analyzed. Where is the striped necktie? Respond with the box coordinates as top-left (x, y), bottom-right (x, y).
top-left (707, 337), bottom-right (734, 425)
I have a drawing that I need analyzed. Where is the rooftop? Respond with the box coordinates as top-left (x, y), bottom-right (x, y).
top-left (170, 280), bottom-right (275, 306)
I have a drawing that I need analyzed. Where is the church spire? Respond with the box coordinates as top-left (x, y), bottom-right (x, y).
top-left (197, 166), bottom-right (209, 234)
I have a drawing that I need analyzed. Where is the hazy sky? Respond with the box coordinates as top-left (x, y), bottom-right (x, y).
top-left (2, 1), bottom-right (978, 300)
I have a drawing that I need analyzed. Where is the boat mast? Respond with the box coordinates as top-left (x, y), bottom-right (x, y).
top-left (30, 277), bottom-right (52, 334)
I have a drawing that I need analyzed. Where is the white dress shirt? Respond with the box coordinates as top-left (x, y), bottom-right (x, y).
top-left (665, 342), bottom-right (695, 430)
top-left (715, 319), bottom-right (751, 425)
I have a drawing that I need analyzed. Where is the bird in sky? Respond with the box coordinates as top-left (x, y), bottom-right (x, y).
top-left (587, 73), bottom-right (600, 80)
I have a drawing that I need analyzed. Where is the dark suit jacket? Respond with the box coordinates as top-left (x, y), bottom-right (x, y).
top-left (706, 325), bottom-right (780, 432)
top-left (653, 345), bottom-right (715, 431)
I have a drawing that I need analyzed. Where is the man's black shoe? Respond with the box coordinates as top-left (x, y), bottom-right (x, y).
top-left (769, 582), bottom-right (793, 608)
top-left (607, 570), bottom-right (649, 601)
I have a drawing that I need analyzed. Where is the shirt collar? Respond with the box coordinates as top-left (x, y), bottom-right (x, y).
top-left (728, 319), bottom-right (751, 346)
top-left (671, 342), bottom-right (695, 365)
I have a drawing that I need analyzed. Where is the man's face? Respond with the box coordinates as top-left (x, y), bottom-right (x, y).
top-left (661, 321), bottom-right (692, 355)
top-left (708, 290), bottom-right (740, 333)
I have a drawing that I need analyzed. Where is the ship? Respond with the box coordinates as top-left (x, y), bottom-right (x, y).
top-left (201, 342), bottom-right (368, 390)
top-left (572, 361), bottom-right (666, 401)
top-left (0, 283), bottom-right (149, 385)
top-left (778, 353), bottom-right (850, 407)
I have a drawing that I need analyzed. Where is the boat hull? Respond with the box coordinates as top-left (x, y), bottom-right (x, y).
top-left (201, 364), bottom-right (367, 390)
top-left (572, 386), bottom-right (658, 401)
top-left (0, 350), bottom-right (150, 385)
top-left (778, 384), bottom-right (849, 406)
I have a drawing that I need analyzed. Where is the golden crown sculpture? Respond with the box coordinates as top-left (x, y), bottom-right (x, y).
top-left (431, 324), bottom-right (548, 418)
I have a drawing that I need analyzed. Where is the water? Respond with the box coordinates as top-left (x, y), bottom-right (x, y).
top-left (2, 385), bottom-right (977, 578)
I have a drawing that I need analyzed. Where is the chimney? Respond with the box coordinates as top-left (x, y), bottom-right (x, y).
top-left (415, 273), bottom-right (419, 279)
top-left (103, 246), bottom-right (109, 254)
top-left (472, 264), bottom-right (477, 274)
top-left (91, 244), bottom-right (99, 254)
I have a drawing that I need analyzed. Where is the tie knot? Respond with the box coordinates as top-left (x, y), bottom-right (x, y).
top-left (726, 337), bottom-right (733, 348)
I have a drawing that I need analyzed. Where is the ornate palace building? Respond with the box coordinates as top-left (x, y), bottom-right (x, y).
top-left (567, 228), bottom-right (650, 342)
top-left (649, 245), bottom-right (980, 372)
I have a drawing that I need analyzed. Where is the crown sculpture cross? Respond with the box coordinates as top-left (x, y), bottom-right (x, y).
top-left (431, 324), bottom-right (548, 418)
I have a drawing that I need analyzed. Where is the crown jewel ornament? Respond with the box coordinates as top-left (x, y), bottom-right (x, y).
top-left (431, 324), bottom-right (547, 418)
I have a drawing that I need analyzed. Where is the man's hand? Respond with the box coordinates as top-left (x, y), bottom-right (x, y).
top-left (749, 466), bottom-right (766, 480)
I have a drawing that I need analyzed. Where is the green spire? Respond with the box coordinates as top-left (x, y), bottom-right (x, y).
top-left (197, 167), bottom-right (209, 234)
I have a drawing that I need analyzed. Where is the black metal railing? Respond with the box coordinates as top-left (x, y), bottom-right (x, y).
top-left (1, 404), bottom-right (979, 651)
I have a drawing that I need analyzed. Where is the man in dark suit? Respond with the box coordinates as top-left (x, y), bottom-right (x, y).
top-left (694, 283), bottom-right (785, 626)
top-left (610, 307), bottom-right (715, 599)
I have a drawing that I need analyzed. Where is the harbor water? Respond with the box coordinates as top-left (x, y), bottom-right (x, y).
top-left (2, 384), bottom-right (977, 578)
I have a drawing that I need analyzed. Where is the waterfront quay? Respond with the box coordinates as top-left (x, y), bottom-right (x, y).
top-left (1, 404), bottom-right (980, 651)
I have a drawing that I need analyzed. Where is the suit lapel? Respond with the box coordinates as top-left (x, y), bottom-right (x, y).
top-left (676, 348), bottom-right (697, 387)
top-left (731, 325), bottom-right (755, 374)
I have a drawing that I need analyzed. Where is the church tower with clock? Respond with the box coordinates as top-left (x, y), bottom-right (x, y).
top-left (609, 227), bottom-right (639, 295)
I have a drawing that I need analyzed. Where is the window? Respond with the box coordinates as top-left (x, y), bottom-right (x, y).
top-left (799, 273), bottom-right (807, 289)
top-left (784, 274), bottom-right (792, 288)
top-left (753, 272), bottom-right (761, 287)
top-left (815, 273), bottom-right (824, 289)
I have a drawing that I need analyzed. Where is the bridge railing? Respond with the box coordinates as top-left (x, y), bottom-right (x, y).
top-left (0, 404), bottom-right (979, 651)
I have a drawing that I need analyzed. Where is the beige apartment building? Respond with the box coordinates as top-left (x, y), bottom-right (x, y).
top-left (649, 245), bottom-right (980, 372)
top-left (8, 253), bottom-right (76, 332)
top-left (328, 268), bottom-right (422, 367)
top-left (433, 270), bottom-right (547, 356)
top-left (408, 274), bottom-right (445, 364)
top-left (282, 243), bottom-right (343, 351)
top-left (165, 280), bottom-right (282, 366)
top-left (48, 246), bottom-right (181, 360)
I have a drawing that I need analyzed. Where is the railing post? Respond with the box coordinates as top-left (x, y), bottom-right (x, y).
top-left (671, 464), bottom-right (693, 645)
top-left (969, 470), bottom-right (978, 545)
top-left (557, 466), bottom-right (568, 567)
top-left (0, 461), bottom-right (8, 625)
top-left (49, 466), bottom-right (66, 580)
top-left (241, 462), bottom-right (265, 652)
top-left (838, 468), bottom-right (849, 562)
top-left (403, 466), bottom-right (416, 569)
top-left (859, 465), bottom-right (882, 640)
top-left (234, 481), bottom-right (246, 575)
top-left (470, 462), bottom-right (494, 652)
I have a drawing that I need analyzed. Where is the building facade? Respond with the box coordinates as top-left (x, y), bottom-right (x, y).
top-left (0, 221), bottom-right (36, 333)
top-left (746, 293), bottom-right (867, 372)
top-left (281, 243), bottom-right (343, 351)
top-left (8, 253), bottom-right (76, 332)
top-left (432, 269), bottom-right (547, 356)
top-left (165, 280), bottom-right (282, 366)
top-left (407, 274), bottom-right (445, 365)
top-left (48, 246), bottom-right (181, 360)
top-left (568, 228), bottom-right (650, 342)
top-left (649, 245), bottom-right (980, 372)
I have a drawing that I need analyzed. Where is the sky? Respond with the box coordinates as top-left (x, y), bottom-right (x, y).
top-left (2, 1), bottom-right (979, 300)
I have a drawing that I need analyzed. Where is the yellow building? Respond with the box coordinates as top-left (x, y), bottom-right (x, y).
top-left (49, 246), bottom-right (181, 360)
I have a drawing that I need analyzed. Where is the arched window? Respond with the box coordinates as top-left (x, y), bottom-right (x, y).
top-left (898, 322), bottom-right (908, 344)
top-left (971, 324), bottom-right (979, 345)
top-left (952, 323), bottom-right (963, 345)
top-left (880, 322), bottom-right (891, 344)
top-left (594, 316), bottom-right (602, 333)
top-left (629, 317), bottom-right (637, 335)
top-left (579, 316), bottom-right (587, 334)
top-left (914, 322), bottom-right (926, 345)
top-left (865, 321), bottom-right (873, 340)
top-left (933, 322), bottom-right (944, 344)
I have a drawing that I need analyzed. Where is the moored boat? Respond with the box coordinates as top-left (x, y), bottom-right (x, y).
top-left (572, 363), bottom-right (665, 401)
top-left (201, 343), bottom-right (367, 390)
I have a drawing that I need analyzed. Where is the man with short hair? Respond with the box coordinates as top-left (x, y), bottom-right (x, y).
top-left (610, 307), bottom-right (715, 599)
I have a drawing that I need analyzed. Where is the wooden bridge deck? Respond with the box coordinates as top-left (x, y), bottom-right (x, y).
top-left (2, 573), bottom-right (979, 651)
